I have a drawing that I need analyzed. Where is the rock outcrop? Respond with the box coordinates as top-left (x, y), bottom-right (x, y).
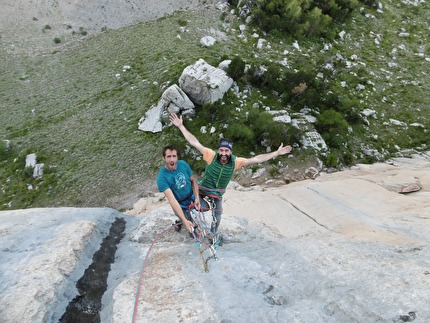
top-left (179, 58), bottom-right (233, 105)
top-left (138, 59), bottom-right (233, 133)
top-left (1, 154), bottom-right (429, 322)
top-left (138, 84), bottom-right (195, 133)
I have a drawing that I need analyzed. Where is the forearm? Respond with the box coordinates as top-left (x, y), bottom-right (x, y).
top-left (191, 177), bottom-right (200, 203)
top-left (178, 125), bottom-right (198, 145)
top-left (164, 190), bottom-right (189, 224)
top-left (177, 125), bottom-right (206, 153)
top-left (251, 150), bottom-right (279, 164)
top-left (172, 202), bottom-right (188, 223)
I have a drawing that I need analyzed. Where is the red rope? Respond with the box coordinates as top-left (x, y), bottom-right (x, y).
top-left (131, 224), bottom-right (177, 323)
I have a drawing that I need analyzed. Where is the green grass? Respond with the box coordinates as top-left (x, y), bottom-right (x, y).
top-left (0, 4), bottom-right (429, 210)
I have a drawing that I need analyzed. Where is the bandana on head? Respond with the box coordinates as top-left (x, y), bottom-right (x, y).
top-left (219, 139), bottom-right (233, 150)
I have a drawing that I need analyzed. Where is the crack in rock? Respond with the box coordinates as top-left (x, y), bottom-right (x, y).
top-left (60, 217), bottom-right (126, 323)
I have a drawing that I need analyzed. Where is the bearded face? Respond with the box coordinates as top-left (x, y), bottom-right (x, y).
top-left (217, 147), bottom-right (231, 165)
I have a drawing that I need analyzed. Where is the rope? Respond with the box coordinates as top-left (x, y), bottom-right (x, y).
top-left (190, 207), bottom-right (221, 249)
top-left (131, 223), bottom-right (178, 323)
top-left (131, 204), bottom-right (219, 321)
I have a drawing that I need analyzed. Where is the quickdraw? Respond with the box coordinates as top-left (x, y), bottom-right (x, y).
top-left (188, 207), bottom-right (220, 272)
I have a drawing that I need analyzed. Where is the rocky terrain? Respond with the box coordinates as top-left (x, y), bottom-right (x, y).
top-left (0, 0), bottom-right (214, 55)
top-left (1, 1), bottom-right (430, 322)
top-left (1, 153), bottom-right (430, 322)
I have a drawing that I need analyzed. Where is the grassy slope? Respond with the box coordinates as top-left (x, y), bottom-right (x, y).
top-left (0, 9), bottom-right (231, 209)
top-left (347, 1), bottom-right (430, 147)
top-left (0, 3), bottom-right (429, 210)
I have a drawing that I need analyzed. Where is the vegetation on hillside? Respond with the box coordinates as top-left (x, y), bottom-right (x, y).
top-left (0, 0), bottom-right (429, 210)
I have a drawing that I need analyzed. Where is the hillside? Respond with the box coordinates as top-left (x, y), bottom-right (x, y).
top-left (0, 0), bottom-right (429, 210)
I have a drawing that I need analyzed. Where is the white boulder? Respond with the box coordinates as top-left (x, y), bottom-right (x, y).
top-left (179, 59), bottom-right (233, 105)
top-left (138, 84), bottom-right (195, 133)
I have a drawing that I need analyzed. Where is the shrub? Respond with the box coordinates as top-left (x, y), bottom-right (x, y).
top-left (315, 109), bottom-right (349, 148)
top-left (79, 27), bottom-right (87, 36)
top-left (250, 0), bottom-right (362, 38)
top-left (227, 56), bottom-right (246, 81)
top-left (241, 111), bottom-right (292, 151)
top-left (198, 99), bottom-right (232, 123)
top-left (53, 37), bottom-right (61, 44)
top-left (0, 141), bottom-right (11, 161)
top-left (177, 19), bottom-right (188, 26)
top-left (224, 123), bottom-right (254, 144)
top-left (324, 153), bottom-right (339, 168)
top-left (342, 151), bottom-right (355, 165)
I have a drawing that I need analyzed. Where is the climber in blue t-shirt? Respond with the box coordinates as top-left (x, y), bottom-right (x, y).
top-left (156, 144), bottom-right (200, 232)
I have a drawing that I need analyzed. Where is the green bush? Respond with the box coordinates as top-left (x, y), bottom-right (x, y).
top-left (247, 111), bottom-right (288, 147)
top-left (250, 0), bottom-right (363, 38)
top-left (198, 98), bottom-right (232, 123)
top-left (315, 109), bottom-right (349, 148)
top-left (224, 123), bottom-right (255, 144)
top-left (260, 63), bottom-right (283, 92)
top-left (177, 19), bottom-right (188, 26)
top-left (324, 153), bottom-right (339, 168)
top-left (227, 56), bottom-right (246, 81)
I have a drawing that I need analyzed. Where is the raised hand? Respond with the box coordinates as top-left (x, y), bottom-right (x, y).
top-left (169, 113), bottom-right (183, 128)
top-left (277, 143), bottom-right (292, 156)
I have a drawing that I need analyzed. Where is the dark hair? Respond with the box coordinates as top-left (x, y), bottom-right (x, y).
top-left (162, 145), bottom-right (179, 157)
top-left (219, 138), bottom-right (233, 150)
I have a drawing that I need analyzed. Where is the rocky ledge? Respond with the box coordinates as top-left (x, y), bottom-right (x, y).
top-left (1, 153), bottom-right (429, 322)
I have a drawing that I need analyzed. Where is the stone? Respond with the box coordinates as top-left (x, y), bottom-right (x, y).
top-left (137, 103), bottom-right (163, 133)
top-left (138, 84), bottom-right (195, 133)
top-left (179, 59), bottom-right (233, 105)
top-left (1, 155), bottom-right (430, 322)
top-left (159, 84), bottom-right (195, 120)
top-left (200, 35), bottom-right (216, 47)
top-left (33, 163), bottom-right (44, 178)
top-left (25, 153), bottom-right (37, 168)
top-left (399, 183), bottom-right (422, 193)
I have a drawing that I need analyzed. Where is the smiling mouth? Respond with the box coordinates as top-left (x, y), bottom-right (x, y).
top-left (220, 155), bottom-right (230, 162)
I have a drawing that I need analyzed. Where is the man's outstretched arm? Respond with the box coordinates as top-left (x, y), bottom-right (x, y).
top-left (190, 175), bottom-right (200, 209)
top-left (169, 113), bottom-right (206, 154)
top-left (243, 143), bottom-right (292, 166)
top-left (163, 189), bottom-right (194, 231)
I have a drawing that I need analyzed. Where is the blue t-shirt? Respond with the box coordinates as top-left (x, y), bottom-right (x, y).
top-left (156, 160), bottom-right (193, 205)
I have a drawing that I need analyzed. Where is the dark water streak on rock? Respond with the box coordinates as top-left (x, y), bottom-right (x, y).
top-left (60, 217), bottom-right (126, 323)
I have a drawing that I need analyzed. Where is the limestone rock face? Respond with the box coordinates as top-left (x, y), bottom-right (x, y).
top-left (1, 155), bottom-right (430, 322)
top-left (159, 84), bottom-right (196, 120)
top-left (138, 59), bottom-right (233, 133)
top-left (138, 84), bottom-right (195, 133)
top-left (179, 59), bottom-right (234, 105)
top-left (137, 103), bottom-right (163, 133)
